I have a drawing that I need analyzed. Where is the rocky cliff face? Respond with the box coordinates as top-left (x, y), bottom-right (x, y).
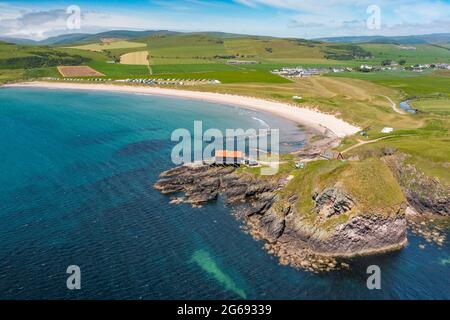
top-left (306, 214), bottom-right (407, 256)
top-left (155, 164), bottom-right (407, 270)
top-left (383, 154), bottom-right (450, 216)
top-left (249, 185), bottom-right (407, 258)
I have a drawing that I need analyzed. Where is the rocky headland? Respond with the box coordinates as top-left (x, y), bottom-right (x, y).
top-left (154, 158), bottom-right (409, 272)
top-left (383, 153), bottom-right (449, 216)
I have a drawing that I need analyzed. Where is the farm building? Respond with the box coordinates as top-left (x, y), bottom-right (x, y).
top-left (215, 150), bottom-right (244, 165)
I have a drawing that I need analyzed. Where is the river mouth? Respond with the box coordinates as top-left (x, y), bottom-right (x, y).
top-left (0, 87), bottom-right (449, 299)
top-left (400, 100), bottom-right (418, 114)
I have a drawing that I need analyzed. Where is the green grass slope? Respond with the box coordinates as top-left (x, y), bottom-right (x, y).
top-left (280, 158), bottom-right (405, 230)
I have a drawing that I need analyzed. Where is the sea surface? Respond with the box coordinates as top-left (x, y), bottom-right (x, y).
top-left (0, 87), bottom-right (448, 300)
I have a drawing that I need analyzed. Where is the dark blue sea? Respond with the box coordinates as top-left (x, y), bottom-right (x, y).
top-left (0, 87), bottom-right (448, 300)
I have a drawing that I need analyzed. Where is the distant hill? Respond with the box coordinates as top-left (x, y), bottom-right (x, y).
top-left (0, 30), bottom-right (181, 46)
top-left (6, 30), bottom-right (450, 47)
top-left (0, 37), bottom-right (38, 45)
top-left (40, 33), bottom-right (92, 45)
top-left (41, 30), bottom-right (181, 45)
top-left (317, 33), bottom-right (450, 45)
top-left (190, 32), bottom-right (249, 39)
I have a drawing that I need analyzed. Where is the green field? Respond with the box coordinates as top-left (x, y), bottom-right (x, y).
top-left (0, 68), bottom-right (24, 82)
top-left (151, 70), bottom-right (291, 83)
top-left (2, 33), bottom-right (450, 82)
top-left (328, 70), bottom-right (450, 98)
top-left (345, 134), bottom-right (450, 182)
top-left (152, 63), bottom-right (239, 74)
top-left (411, 98), bottom-right (450, 116)
top-left (374, 73), bottom-right (450, 97)
top-left (88, 62), bottom-right (151, 78)
top-left (141, 34), bottom-right (382, 66)
top-left (359, 43), bottom-right (450, 65)
top-left (146, 34), bottom-right (227, 59)
top-left (0, 42), bottom-right (95, 70)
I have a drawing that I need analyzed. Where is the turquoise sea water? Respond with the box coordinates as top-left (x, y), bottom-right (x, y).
top-left (0, 87), bottom-right (448, 300)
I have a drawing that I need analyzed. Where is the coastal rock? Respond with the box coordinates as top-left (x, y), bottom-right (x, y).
top-left (314, 188), bottom-right (355, 218)
top-left (154, 165), bottom-right (278, 206)
top-left (383, 154), bottom-right (450, 216)
top-left (258, 186), bottom-right (407, 258)
top-left (259, 209), bottom-right (286, 242)
top-left (307, 213), bottom-right (407, 256)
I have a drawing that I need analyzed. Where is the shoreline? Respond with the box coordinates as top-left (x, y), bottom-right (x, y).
top-left (4, 81), bottom-right (361, 139)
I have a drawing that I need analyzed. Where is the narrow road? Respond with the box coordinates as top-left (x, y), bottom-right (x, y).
top-left (341, 138), bottom-right (383, 154)
top-left (341, 134), bottom-right (413, 154)
top-left (146, 51), bottom-right (153, 75)
top-left (382, 95), bottom-right (406, 115)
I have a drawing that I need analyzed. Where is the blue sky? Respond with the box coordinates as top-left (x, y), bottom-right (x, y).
top-left (1, 0), bottom-right (449, 40)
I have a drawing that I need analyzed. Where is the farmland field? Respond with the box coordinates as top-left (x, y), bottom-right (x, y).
top-left (149, 70), bottom-right (291, 84)
top-left (359, 43), bottom-right (450, 65)
top-left (120, 51), bottom-right (149, 65)
top-left (328, 70), bottom-right (450, 97)
top-left (142, 34), bottom-right (370, 67)
top-left (223, 38), bottom-right (323, 60)
top-left (68, 41), bottom-right (147, 52)
top-left (87, 61), bottom-right (151, 77)
top-left (373, 72), bottom-right (450, 97)
top-left (152, 63), bottom-right (238, 74)
top-left (146, 34), bottom-right (227, 59)
top-left (411, 98), bottom-right (450, 116)
top-left (57, 66), bottom-right (104, 77)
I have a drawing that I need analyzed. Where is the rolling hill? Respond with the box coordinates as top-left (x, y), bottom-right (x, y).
top-left (317, 33), bottom-right (450, 44)
top-left (1, 30), bottom-right (449, 83)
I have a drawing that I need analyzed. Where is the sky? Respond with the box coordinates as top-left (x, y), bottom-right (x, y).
top-left (0, 0), bottom-right (449, 40)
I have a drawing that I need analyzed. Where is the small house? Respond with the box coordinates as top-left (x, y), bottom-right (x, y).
top-left (215, 150), bottom-right (244, 165)
top-left (381, 127), bottom-right (394, 134)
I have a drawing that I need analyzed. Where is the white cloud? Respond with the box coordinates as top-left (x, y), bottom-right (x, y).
top-left (0, 7), bottom-right (167, 40)
top-left (0, 1), bottom-right (449, 40)
top-left (234, 0), bottom-right (450, 37)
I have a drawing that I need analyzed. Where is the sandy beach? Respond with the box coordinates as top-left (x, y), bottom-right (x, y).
top-left (5, 82), bottom-right (361, 138)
